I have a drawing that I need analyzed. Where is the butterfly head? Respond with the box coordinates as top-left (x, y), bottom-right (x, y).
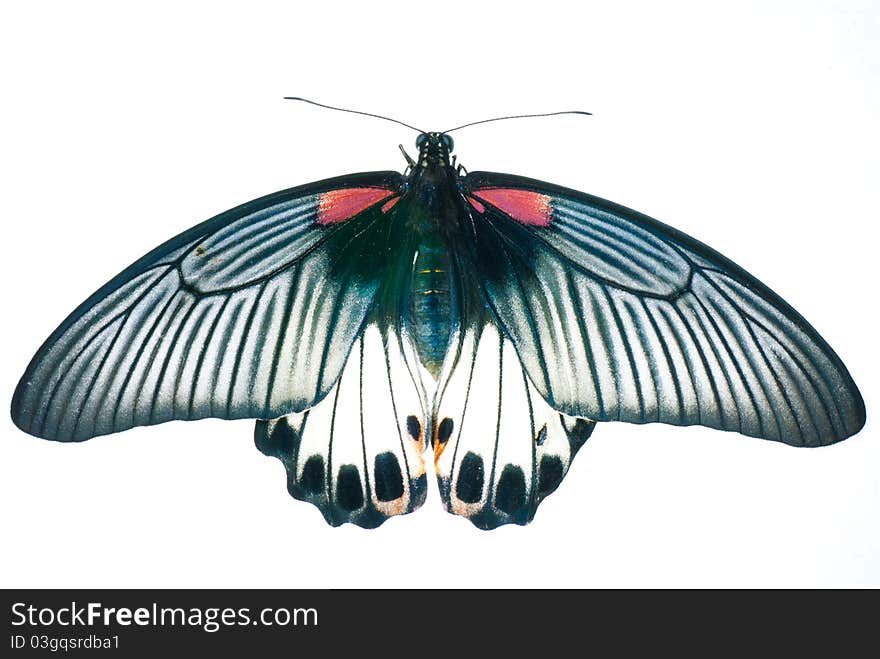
top-left (415, 132), bottom-right (454, 166)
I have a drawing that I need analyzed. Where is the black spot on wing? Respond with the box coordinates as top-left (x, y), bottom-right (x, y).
top-left (300, 455), bottom-right (325, 494)
top-left (568, 418), bottom-right (596, 452)
top-left (437, 417), bottom-right (454, 445)
top-left (406, 414), bottom-right (421, 441)
top-left (456, 452), bottom-right (485, 504)
top-left (537, 455), bottom-right (564, 497)
top-left (495, 465), bottom-right (526, 515)
top-left (374, 452), bottom-right (404, 502)
top-left (336, 465), bottom-right (364, 511)
top-left (254, 417), bottom-right (297, 459)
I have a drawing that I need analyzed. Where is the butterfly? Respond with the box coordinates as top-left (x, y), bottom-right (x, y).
top-left (10, 104), bottom-right (866, 529)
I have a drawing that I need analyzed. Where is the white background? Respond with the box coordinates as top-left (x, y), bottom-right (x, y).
top-left (1, 1), bottom-right (877, 588)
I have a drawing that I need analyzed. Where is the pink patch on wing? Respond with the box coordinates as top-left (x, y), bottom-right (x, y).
top-left (317, 187), bottom-right (395, 225)
top-left (466, 196), bottom-right (485, 214)
top-left (471, 188), bottom-right (552, 226)
top-left (381, 196), bottom-right (400, 213)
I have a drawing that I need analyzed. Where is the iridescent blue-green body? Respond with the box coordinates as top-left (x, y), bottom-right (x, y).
top-left (410, 241), bottom-right (453, 376)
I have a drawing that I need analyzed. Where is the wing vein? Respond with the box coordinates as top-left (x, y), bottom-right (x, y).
top-left (743, 310), bottom-right (838, 438)
top-left (601, 286), bottom-right (644, 421)
top-left (640, 298), bottom-right (684, 425)
top-left (486, 332), bottom-right (505, 508)
top-left (187, 295), bottom-right (233, 418)
top-left (681, 295), bottom-right (741, 432)
top-left (224, 280), bottom-right (270, 417)
top-left (565, 269), bottom-right (604, 416)
top-left (147, 298), bottom-right (201, 424)
top-left (264, 263), bottom-right (300, 416)
top-left (671, 301), bottom-right (721, 425)
top-left (36, 267), bottom-right (174, 435)
top-left (109, 291), bottom-right (189, 432)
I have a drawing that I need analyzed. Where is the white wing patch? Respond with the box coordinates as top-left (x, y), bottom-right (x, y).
top-left (433, 323), bottom-right (595, 529)
top-left (255, 324), bottom-right (428, 528)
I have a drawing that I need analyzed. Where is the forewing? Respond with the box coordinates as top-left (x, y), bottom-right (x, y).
top-left (12, 172), bottom-right (405, 441)
top-left (463, 172), bottom-right (865, 446)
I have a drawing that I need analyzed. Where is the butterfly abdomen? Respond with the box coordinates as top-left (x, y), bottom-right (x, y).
top-left (410, 243), bottom-right (453, 377)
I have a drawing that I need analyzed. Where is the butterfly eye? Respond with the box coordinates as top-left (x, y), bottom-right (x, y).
top-left (441, 134), bottom-right (454, 152)
top-left (415, 133), bottom-right (428, 149)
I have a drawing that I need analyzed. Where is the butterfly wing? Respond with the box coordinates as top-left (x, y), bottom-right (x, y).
top-left (461, 172), bottom-right (865, 446)
top-left (432, 320), bottom-right (595, 529)
top-left (255, 322), bottom-right (429, 528)
top-left (433, 171), bottom-right (865, 529)
top-left (11, 172), bottom-right (408, 441)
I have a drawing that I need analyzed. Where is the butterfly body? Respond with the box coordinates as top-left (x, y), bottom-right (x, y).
top-left (11, 130), bottom-right (865, 529)
top-left (374, 133), bottom-right (473, 380)
top-left (409, 240), bottom-right (455, 378)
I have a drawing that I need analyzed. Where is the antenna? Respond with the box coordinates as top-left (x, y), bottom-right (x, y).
top-left (443, 110), bottom-right (592, 134)
top-left (284, 97), bottom-right (424, 133)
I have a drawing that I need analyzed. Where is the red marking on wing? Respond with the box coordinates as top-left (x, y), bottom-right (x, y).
top-left (466, 196), bottom-right (485, 214)
top-left (471, 188), bottom-right (552, 226)
top-left (317, 187), bottom-right (395, 225)
top-left (381, 196), bottom-right (400, 213)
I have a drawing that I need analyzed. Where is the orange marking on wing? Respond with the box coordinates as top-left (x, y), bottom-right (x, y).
top-left (317, 187), bottom-right (395, 225)
top-left (471, 188), bottom-right (552, 226)
top-left (375, 495), bottom-right (408, 517)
